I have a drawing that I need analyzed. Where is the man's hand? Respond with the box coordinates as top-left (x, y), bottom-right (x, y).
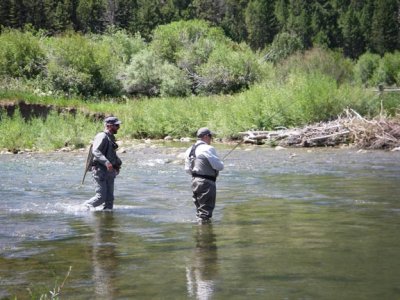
top-left (106, 162), bottom-right (114, 172)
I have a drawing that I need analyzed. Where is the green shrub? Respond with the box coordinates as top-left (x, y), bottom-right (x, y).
top-left (44, 32), bottom-right (122, 97)
top-left (150, 19), bottom-right (228, 64)
top-left (354, 52), bottom-right (381, 86)
top-left (46, 62), bottom-right (94, 96)
top-left (95, 28), bottom-right (146, 64)
top-left (121, 49), bottom-right (192, 97)
top-left (195, 43), bottom-right (263, 94)
top-left (120, 49), bottom-right (163, 96)
top-left (159, 63), bottom-right (191, 97)
top-left (276, 47), bottom-right (354, 85)
top-left (264, 32), bottom-right (304, 64)
top-left (0, 28), bottom-right (46, 79)
top-left (371, 51), bottom-right (400, 86)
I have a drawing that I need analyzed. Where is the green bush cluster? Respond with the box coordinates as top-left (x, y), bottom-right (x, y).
top-left (354, 51), bottom-right (400, 86)
top-left (0, 21), bottom-right (266, 98)
top-left (122, 20), bottom-right (265, 96)
top-left (1, 21), bottom-right (400, 100)
top-left (1, 20), bottom-right (400, 151)
top-left (0, 28), bottom-right (46, 79)
top-left (43, 31), bottom-right (138, 97)
top-left (276, 47), bottom-right (354, 85)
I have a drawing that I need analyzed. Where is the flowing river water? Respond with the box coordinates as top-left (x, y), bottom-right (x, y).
top-left (1, 143), bottom-right (400, 299)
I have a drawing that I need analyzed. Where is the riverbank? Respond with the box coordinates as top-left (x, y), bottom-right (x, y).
top-left (1, 96), bottom-right (399, 153)
top-left (240, 109), bottom-right (400, 151)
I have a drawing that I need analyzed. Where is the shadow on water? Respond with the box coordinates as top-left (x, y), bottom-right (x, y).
top-left (1, 146), bottom-right (400, 299)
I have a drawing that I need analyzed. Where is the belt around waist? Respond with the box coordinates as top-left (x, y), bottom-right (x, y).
top-left (192, 173), bottom-right (216, 182)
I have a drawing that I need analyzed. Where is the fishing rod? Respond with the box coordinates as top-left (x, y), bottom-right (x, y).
top-left (81, 144), bottom-right (93, 185)
top-left (221, 131), bottom-right (259, 161)
top-left (222, 138), bottom-right (245, 161)
top-left (221, 96), bottom-right (302, 162)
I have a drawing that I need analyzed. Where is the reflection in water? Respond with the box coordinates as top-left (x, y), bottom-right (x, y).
top-left (186, 224), bottom-right (218, 300)
top-left (91, 212), bottom-right (118, 299)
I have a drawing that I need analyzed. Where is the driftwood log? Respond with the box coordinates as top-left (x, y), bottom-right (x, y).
top-left (240, 109), bottom-right (400, 150)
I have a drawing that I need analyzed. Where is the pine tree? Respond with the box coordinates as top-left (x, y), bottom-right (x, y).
top-left (191, 0), bottom-right (225, 25)
top-left (245, 0), bottom-right (278, 50)
top-left (0, 0), bottom-right (12, 28)
top-left (77, 0), bottom-right (106, 33)
top-left (340, 3), bottom-right (365, 58)
top-left (274, 0), bottom-right (288, 31)
top-left (310, 1), bottom-right (341, 48)
top-left (115, 0), bottom-right (138, 30)
top-left (359, 0), bottom-right (374, 51)
top-left (53, 0), bottom-right (74, 32)
top-left (370, 0), bottom-right (399, 55)
top-left (221, 0), bottom-right (249, 43)
top-left (172, 0), bottom-right (191, 19)
top-left (135, 0), bottom-right (163, 39)
top-left (286, 0), bottom-right (313, 48)
top-left (8, 0), bottom-right (27, 28)
top-left (25, 0), bottom-right (47, 30)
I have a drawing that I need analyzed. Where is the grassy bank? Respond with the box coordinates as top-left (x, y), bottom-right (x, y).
top-left (1, 73), bottom-right (391, 152)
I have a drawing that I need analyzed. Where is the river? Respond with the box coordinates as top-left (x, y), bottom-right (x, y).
top-left (1, 143), bottom-right (400, 299)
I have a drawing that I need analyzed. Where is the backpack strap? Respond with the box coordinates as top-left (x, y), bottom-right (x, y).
top-left (189, 142), bottom-right (205, 158)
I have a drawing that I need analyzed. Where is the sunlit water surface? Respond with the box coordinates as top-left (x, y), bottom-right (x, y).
top-left (1, 144), bottom-right (400, 299)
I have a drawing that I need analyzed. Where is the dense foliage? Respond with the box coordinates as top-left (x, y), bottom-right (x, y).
top-left (0, 21), bottom-right (269, 97)
top-left (0, 0), bottom-right (399, 58)
top-left (0, 1), bottom-right (400, 151)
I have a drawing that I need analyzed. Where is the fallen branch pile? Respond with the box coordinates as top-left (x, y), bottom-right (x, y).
top-left (240, 109), bottom-right (400, 150)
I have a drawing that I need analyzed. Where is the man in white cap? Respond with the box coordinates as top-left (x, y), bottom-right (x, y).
top-left (185, 127), bottom-right (224, 222)
top-left (84, 116), bottom-right (123, 210)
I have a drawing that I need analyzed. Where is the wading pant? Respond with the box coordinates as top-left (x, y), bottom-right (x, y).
top-left (191, 177), bottom-right (216, 220)
top-left (85, 166), bottom-right (116, 209)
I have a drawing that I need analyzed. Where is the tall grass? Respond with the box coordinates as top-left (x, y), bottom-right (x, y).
top-left (0, 109), bottom-right (100, 151)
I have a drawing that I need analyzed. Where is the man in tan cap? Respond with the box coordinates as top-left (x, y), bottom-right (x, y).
top-left (185, 127), bottom-right (224, 222)
top-left (84, 116), bottom-right (123, 210)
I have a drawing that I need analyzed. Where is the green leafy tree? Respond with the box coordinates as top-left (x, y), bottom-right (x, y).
top-left (45, 33), bottom-right (123, 96)
top-left (150, 19), bottom-right (228, 65)
top-left (372, 51), bottom-right (400, 86)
